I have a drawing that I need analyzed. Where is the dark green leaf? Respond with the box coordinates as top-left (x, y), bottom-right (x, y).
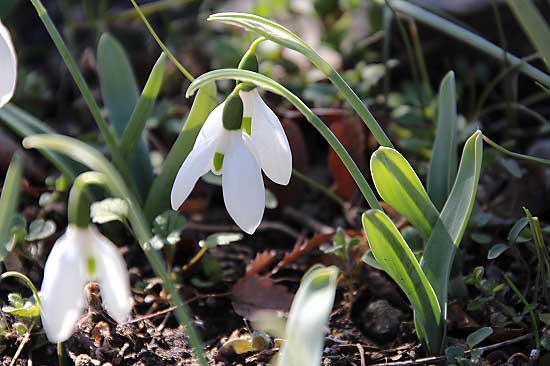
top-left (487, 244), bottom-right (509, 260)
top-left (428, 71), bottom-right (457, 210)
top-left (466, 327), bottom-right (493, 348)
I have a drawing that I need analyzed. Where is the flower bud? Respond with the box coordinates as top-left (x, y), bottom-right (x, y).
top-left (222, 94), bottom-right (244, 130)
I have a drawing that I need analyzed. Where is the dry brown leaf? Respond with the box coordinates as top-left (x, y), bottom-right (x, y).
top-left (231, 275), bottom-right (293, 320)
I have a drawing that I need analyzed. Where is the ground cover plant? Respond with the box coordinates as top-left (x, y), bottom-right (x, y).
top-left (1, 0), bottom-right (550, 365)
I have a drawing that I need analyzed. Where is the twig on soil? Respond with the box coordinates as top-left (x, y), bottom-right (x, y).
top-left (9, 322), bottom-right (34, 366)
top-left (473, 333), bottom-right (532, 354)
top-left (367, 355), bottom-right (447, 366)
top-left (357, 343), bottom-right (366, 366)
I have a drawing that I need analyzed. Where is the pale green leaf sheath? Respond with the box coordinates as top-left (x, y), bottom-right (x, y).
top-left (362, 210), bottom-right (442, 355)
top-left (371, 147), bottom-right (439, 239)
top-left (421, 131), bottom-right (483, 316)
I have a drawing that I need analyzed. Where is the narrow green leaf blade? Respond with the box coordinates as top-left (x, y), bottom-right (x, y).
top-left (421, 131), bottom-right (483, 313)
top-left (507, 0), bottom-right (550, 71)
top-left (362, 209), bottom-right (442, 355)
top-left (97, 33), bottom-right (139, 133)
top-left (387, 0), bottom-right (550, 87)
top-left (144, 83), bottom-right (218, 219)
top-left (277, 265), bottom-right (339, 366)
top-left (0, 104), bottom-right (83, 180)
top-left (0, 154), bottom-right (22, 263)
top-left (428, 71), bottom-right (457, 210)
top-left (121, 53), bottom-right (166, 157)
top-left (97, 32), bottom-right (153, 200)
top-left (371, 147), bottom-right (439, 238)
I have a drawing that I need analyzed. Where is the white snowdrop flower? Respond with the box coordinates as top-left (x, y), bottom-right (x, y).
top-left (239, 88), bottom-right (292, 185)
top-left (40, 225), bottom-right (133, 343)
top-left (171, 94), bottom-right (267, 234)
top-left (0, 20), bottom-right (17, 107)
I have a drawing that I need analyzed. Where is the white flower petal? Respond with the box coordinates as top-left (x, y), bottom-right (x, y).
top-left (240, 90), bottom-right (292, 185)
top-left (40, 226), bottom-right (87, 343)
top-left (0, 21), bottom-right (16, 108)
top-left (195, 102), bottom-right (225, 147)
top-left (171, 136), bottom-right (217, 210)
top-left (222, 136), bottom-right (265, 234)
top-left (92, 228), bottom-right (133, 323)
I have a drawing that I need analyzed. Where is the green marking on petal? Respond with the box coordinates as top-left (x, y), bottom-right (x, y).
top-left (87, 256), bottom-right (97, 277)
top-left (213, 152), bottom-right (225, 172)
top-left (242, 116), bottom-right (252, 136)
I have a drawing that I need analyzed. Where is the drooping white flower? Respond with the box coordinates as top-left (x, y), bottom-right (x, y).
top-left (40, 225), bottom-right (133, 343)
top-left (0, 20), bottom-right (17, 107)
top-left (171, 100), bottom-right (266, 234)
top-left (239, 89), bottom-right (292, 185)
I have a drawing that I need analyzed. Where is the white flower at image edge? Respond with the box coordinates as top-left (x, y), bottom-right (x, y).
top-left (40, 225), bottom-right (133, 343)
top-left (171, 89), bottom-right (292, 234)
top-left (0, 20), bottom-right (17, 107)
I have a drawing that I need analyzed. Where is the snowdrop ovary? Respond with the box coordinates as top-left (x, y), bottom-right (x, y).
top-left (40, 225), bottom-right (133, 343)
top-left (0, 20), bottom-right (17, 107)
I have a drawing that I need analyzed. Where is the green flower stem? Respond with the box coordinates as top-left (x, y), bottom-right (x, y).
top-left (388, 0), bottom-right (550, 88)
top-left (23, 135), bottom-right (208, 366)
top-left (28, 0), bottom-right (135, 192)
top-left (129, 0), bottom-right (195, 83)
top-left (482, 134), bottom-right (550, 166)
top-left (0, 271), bottom-right (41, 307)
top-left (67, 172), bottom-right (107, 228)
top-left (307, 56), bottom-right (394, 149)
top-left (291, 169), bottom-right (346, 207)
top-left (208, 13), bottom-right (394, 149)
top-left (187, 69), bottom-right (382, 210)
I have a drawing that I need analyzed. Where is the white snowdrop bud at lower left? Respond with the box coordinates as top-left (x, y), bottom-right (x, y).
top-left (0, 20), bottom-right (17, 108)
top-left (40, 225), bottom-right (133, 343)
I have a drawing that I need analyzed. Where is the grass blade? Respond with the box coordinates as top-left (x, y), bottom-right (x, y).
top-left (97, 32), bottom-right (154, 200)
top-left (0, 154), bottom-right (22, 265)
top-left (388, 0), bottom-right (550, 88)
top-left (506, 0), bottom-right (550, 71)
top-left (362, 209), bottom-right (442, 354)
top-left (277, 265), bottom-right (339, 366)
top-left (371, 147), bottom-right (439, 239)
top-left (427, 71), bottom-right (458, 210)
top-left (144, 83), bottom-right (218, 219)
top-left (421, 131), bottom-right (483, 316)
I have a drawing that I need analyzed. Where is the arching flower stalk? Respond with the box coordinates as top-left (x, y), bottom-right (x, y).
top-left (0, 20), bottom-right (17, 107)
top-left (171, 52), bottom-right (292, 234)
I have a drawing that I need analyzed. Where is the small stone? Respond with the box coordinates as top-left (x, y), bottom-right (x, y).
top-left (360, 299), bottom-right (403, 344)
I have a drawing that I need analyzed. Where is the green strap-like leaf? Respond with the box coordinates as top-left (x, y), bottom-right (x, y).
top-left (97, 32), bottom-right (154, 201)
top-left (0, 154), bottom-right (22, 264)
top-left (144, 83), bottom-right (218, 219)
top-left (427, 71), bottom-right (458, 210)
top-left (121, 53), bottom-right (166, 157)
top-left (371, 147), bottom-right (439, 238)
top-left (362, 209), bottom-right (442, 355)
top-left (277, 265), bottom-right (339, 366)
top-left (507, 0), bottom-right (550, 71)
top-left (208, 12), bottom-right (394, 148)
top-left (421, 131), bottom-right (483, 315)
top-left (0, 104), bottom-right (83, 180)
top-left (387, 0), bottom-right (550, 88)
